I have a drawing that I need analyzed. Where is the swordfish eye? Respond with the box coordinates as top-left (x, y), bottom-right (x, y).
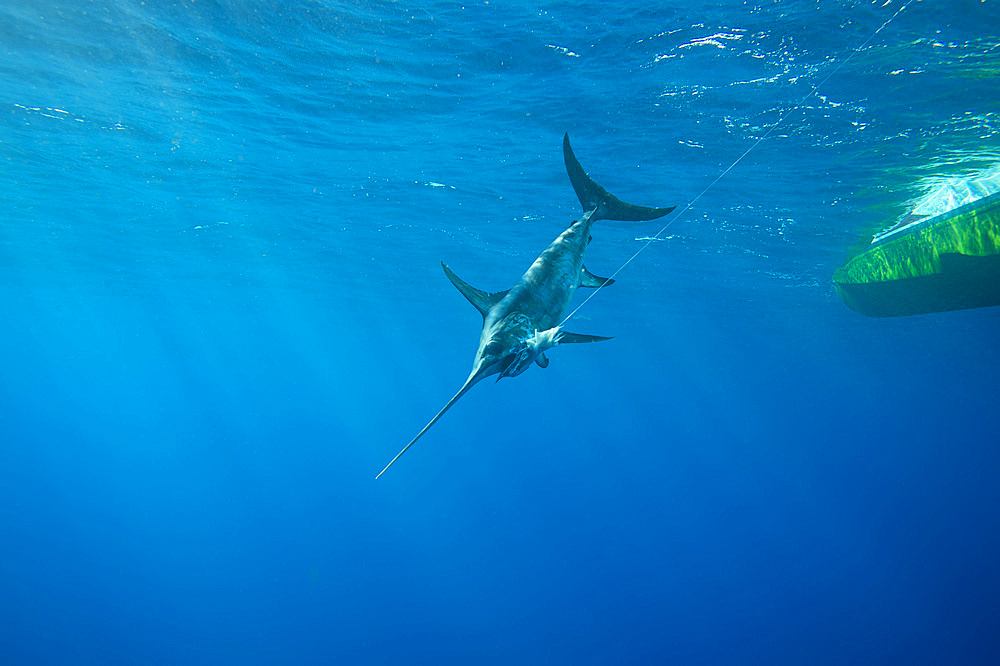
top-left (484, 340), bottom-right (503, 356)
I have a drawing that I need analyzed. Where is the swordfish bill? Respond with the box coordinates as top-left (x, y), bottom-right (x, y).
top-left (375, 134), bottom-right (673, 479)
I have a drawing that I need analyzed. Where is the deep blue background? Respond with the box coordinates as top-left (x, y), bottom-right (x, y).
top-left (2, 1), bottom-right (999, 663)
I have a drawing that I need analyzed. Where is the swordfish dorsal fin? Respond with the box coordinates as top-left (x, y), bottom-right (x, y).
top-left (441, 262), bottom-right (508, 317)
top-left (563, 133), bottom-right (676, 223)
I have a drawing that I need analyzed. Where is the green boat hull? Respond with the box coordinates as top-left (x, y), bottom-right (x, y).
top-left (834, 192), bottom-right (1000, 317)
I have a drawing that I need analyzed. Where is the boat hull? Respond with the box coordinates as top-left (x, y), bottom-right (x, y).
top-left (834, 192), bottom-right (1000, 317)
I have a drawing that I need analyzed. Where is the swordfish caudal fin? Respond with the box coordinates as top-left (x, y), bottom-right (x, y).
top-left (563, 133), bottom-right (676, 223)
top-left (442, 262), bottom-right (508, 318)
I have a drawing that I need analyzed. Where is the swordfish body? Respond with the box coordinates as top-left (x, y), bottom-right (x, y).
top-left (376, 134), bottom-right (674, 478)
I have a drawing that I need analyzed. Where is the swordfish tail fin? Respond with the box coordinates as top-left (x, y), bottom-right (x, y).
top-left (563, 133), bottom-right (675, 223)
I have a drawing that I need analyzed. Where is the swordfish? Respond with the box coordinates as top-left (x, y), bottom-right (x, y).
top-left (376, 134), bottom-right (674, 478)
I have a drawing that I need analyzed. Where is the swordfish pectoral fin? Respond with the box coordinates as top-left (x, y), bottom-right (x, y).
top-left (559, 332), bottom-right (613, 344)
top-left (441, 262), bottom-right (508, 318)
top-left (563, 133), bottom-right (676, 222)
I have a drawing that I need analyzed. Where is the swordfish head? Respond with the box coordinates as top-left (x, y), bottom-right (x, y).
top-left (472, 313), bottom-right (565, 381)
top-left (373, 315), bottom-right (565, 479)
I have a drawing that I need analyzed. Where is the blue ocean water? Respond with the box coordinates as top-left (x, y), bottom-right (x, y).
top-left (2, 0), bottom-right (999, 663)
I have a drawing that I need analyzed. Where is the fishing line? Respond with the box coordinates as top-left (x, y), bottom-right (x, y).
top-left (559, 0), bottom-right (916, 328)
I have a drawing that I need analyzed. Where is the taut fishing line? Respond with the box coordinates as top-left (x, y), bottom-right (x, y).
top-left (559, 0), bottom-right (916, 328)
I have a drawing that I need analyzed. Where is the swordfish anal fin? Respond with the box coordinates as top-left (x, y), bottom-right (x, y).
top-left (581, 265), bottom-right (615, 288)
top-left (563, 133), bottom-right (675, 223)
